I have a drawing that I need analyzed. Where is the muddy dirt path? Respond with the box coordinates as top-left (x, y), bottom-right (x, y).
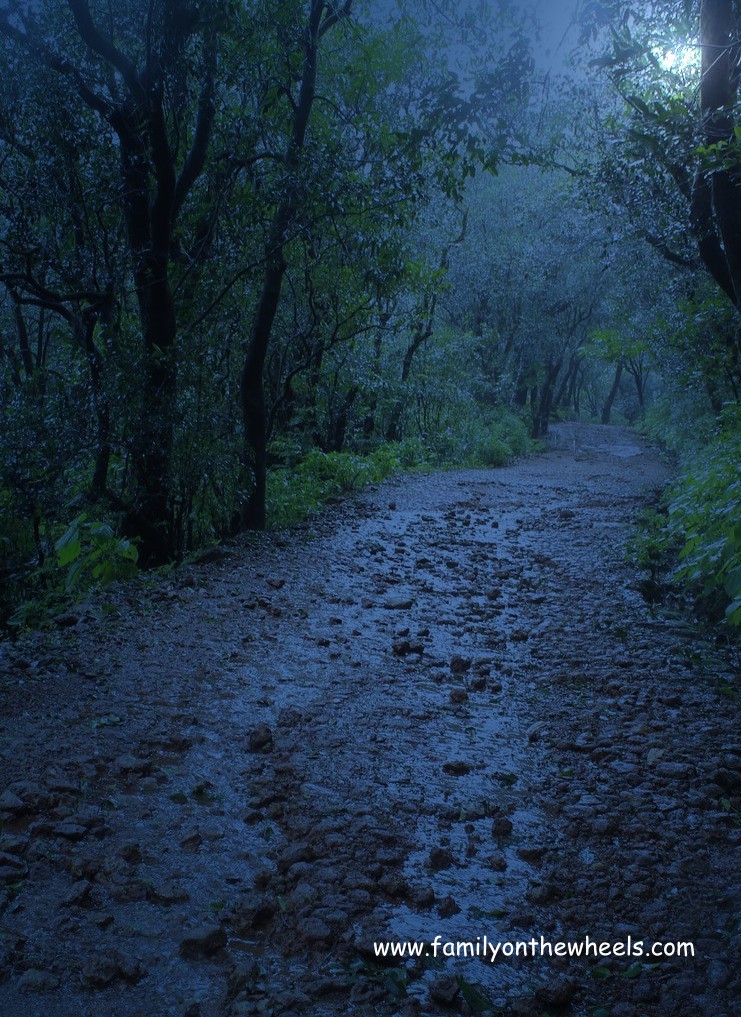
top-left (0, 423), bottom-right (739, 1017)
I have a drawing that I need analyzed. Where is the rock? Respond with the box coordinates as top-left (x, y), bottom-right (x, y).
top-left (488, 852), bottom-right (507, 872)
top-left (450, 688), bottom-right (468, 705)
top-left (247, 724), bottom-right (273, 754)
top-left (409, 885), bottom-right (435, 907)
top-left (53, 822), bottom-right (88, 842)
top-left (517, 845), bottom-right (546, 864)
top-left (81, 953), bottom-right (143, 988)
top-left (148, 880), bottom-right (190, 905)
top-left (119, 842), bottom-right (142, 864)
top-left (379, 872), bottom-right (408, 898)
top-left (429, 973), bottom-right (460, 1005)
top-left (526, 721), bottom-right (547, 742)
top-left (714, 768), bottom-right (741, 793)
top-left (277, 841), bottom-right (315, 872)
top-left (450, 655), bottom-right (471, 674)
top-left (115, 754), bottom-right (151, 775)
top-left (534, 979), bottom-right (577, 1007)
top-left (392, 639), bottom-right (424, 656)
top-left (491, 814), bottom-right (513, 838)
top-left (384, 596), bottom-right (414, 610)
top-left (54, 612), bottom-right (80, 627)
top-left (526, 881), bottom-right (555, 905)
top-left (443, 760), bottom-right (471, 776)
top-left (654, 761), bottom-right (695, 780)
top-left (0, 791), bottom-right (26, 814)
top-left (426, 846), bottom-right (451, 870)
top-left (437, 896), bottom-right (460, 918)
top-left (0, 835), bottom-right (28, 856)
top-left (18, 969), bottom-right (60, 993)
top-left (296, 917), bottom-right (332, 945)
top-left (61, 880), bottom-right (92, 907)
top-left (0, 852), bottom-right (27, 882)
top-left (179, 925), bottom-right (227, 959)
top-left (232, 897), bottom-right (276, 933)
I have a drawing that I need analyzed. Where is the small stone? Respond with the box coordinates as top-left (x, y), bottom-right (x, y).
top-left (61, 880), bottom-right (92, 907)
top-left (429, 973), bottom-right (460, 1005)
top-left (443, 760), bottom-right (471, 776)
top-left (18, 969), bottom-right (60, 993)
top-left (492, 814), bottom-right (513, 838)
top-left (0, 791), bottom-right (26, 814)
top-left (392, 639), bottom-right (424, 656)
top-left (450, 655), bottom-right (471, 674)
top-left (0, 852), bottom-right (26, 883)
top-left (55, 612), bottom-right (80, 627)
top-left (232, 897), bottom-right (276, 933)
top-left (384, 596), bottom-right (414, 610)
top-left (119, 842), bottom-right (142, 864)
top-left (379, 872), bottom-right (408, 898)
top-left (517, 845), bottom-right (546, 864)
top-left (449, 688), bottom-right (468, 705)
top-left (526, 882), bottom-right (555, 905)
top-left (438, 896), bottom-right (460, 918)
top-left (296, 917), bottom-right (331, 944)
top-left (534, 979), bottom-right (578, 1007)
top-left (179, 925), bottom-right (227, 959)
top-left (115, 755), bottom-right (151, 775)
top-left (247, 725), bottom-right (273, 753)
top-left (410, 885), bottom-right (435, 907)
top-left (488, 852), bottom-right (507, 872)
top-left (53, 822), bottom-right (88, 842)
top-left (81, 953), bottom-right (143, 989)
top-left (429, 846), bottom-right (454, 870)
top-left (148, 881), bottom-right (190, 905)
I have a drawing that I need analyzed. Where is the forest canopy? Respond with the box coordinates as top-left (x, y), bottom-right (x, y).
top-left (1, 0), bottom-right (740, 631)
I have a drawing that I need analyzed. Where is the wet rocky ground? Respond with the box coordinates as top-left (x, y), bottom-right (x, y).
top-left (0, 422), bottom-right (739, 1017)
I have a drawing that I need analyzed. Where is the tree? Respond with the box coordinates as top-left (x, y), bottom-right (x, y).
top-left (0, 0), bottom-right (220, 563)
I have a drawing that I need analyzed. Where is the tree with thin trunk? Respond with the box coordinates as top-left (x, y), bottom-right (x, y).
top-left (239, 0), bottom-right (352, 530)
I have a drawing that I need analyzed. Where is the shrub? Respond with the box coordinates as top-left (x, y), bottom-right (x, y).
top-left (647, 406), bottom-right (741, 628)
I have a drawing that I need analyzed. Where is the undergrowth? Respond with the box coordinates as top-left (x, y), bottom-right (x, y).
top-left (635, 403), bottom-right (741, 630)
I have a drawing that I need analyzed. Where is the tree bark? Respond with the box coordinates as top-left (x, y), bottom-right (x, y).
top-left (601, 359), bottom-right (623, 425)
top-left (692, 0), bottom-right (741, 306)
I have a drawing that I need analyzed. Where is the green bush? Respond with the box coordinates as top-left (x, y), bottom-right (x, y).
top-left (475, 434), bottom-right (511, 467)
top-left (54, 513), bottom-right (139, 591)
top-left (665, 417), bottom-right (741, 626)
top-left (267, 445), bottom-right (404, 529)
top-left (6, 512), bottom-right (139, 631)
top-left (469, 411), bottom-right (536, 468)
top-left (645, 406), bottom-right (741, 628)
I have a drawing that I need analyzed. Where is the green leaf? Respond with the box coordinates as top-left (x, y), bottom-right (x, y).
top-left (57, 540), bottom-right (81, 567)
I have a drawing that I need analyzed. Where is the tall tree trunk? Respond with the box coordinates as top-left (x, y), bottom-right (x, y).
top-left (240, 256), bottom-right (285, 529)
top-left (532, 357), bottom-right (562, 437)
top-left (601, 359), bottom-right (623, 425)
top-left (239, 2), bottom-right (342, 529)
top-left (118, 130), bottom-right (178, 562)
top-left (691, 0), bottom-right (741, 306)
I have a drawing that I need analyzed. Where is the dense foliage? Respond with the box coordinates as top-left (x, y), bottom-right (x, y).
top-left (1, 0), bottom-right (740, 632)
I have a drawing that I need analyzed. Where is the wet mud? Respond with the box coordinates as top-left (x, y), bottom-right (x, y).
top-left (0, 422), bottom-right (739, 1016)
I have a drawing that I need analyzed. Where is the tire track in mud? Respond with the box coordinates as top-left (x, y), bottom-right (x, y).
top-left (0, 423), bottom-right (739, 1017)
